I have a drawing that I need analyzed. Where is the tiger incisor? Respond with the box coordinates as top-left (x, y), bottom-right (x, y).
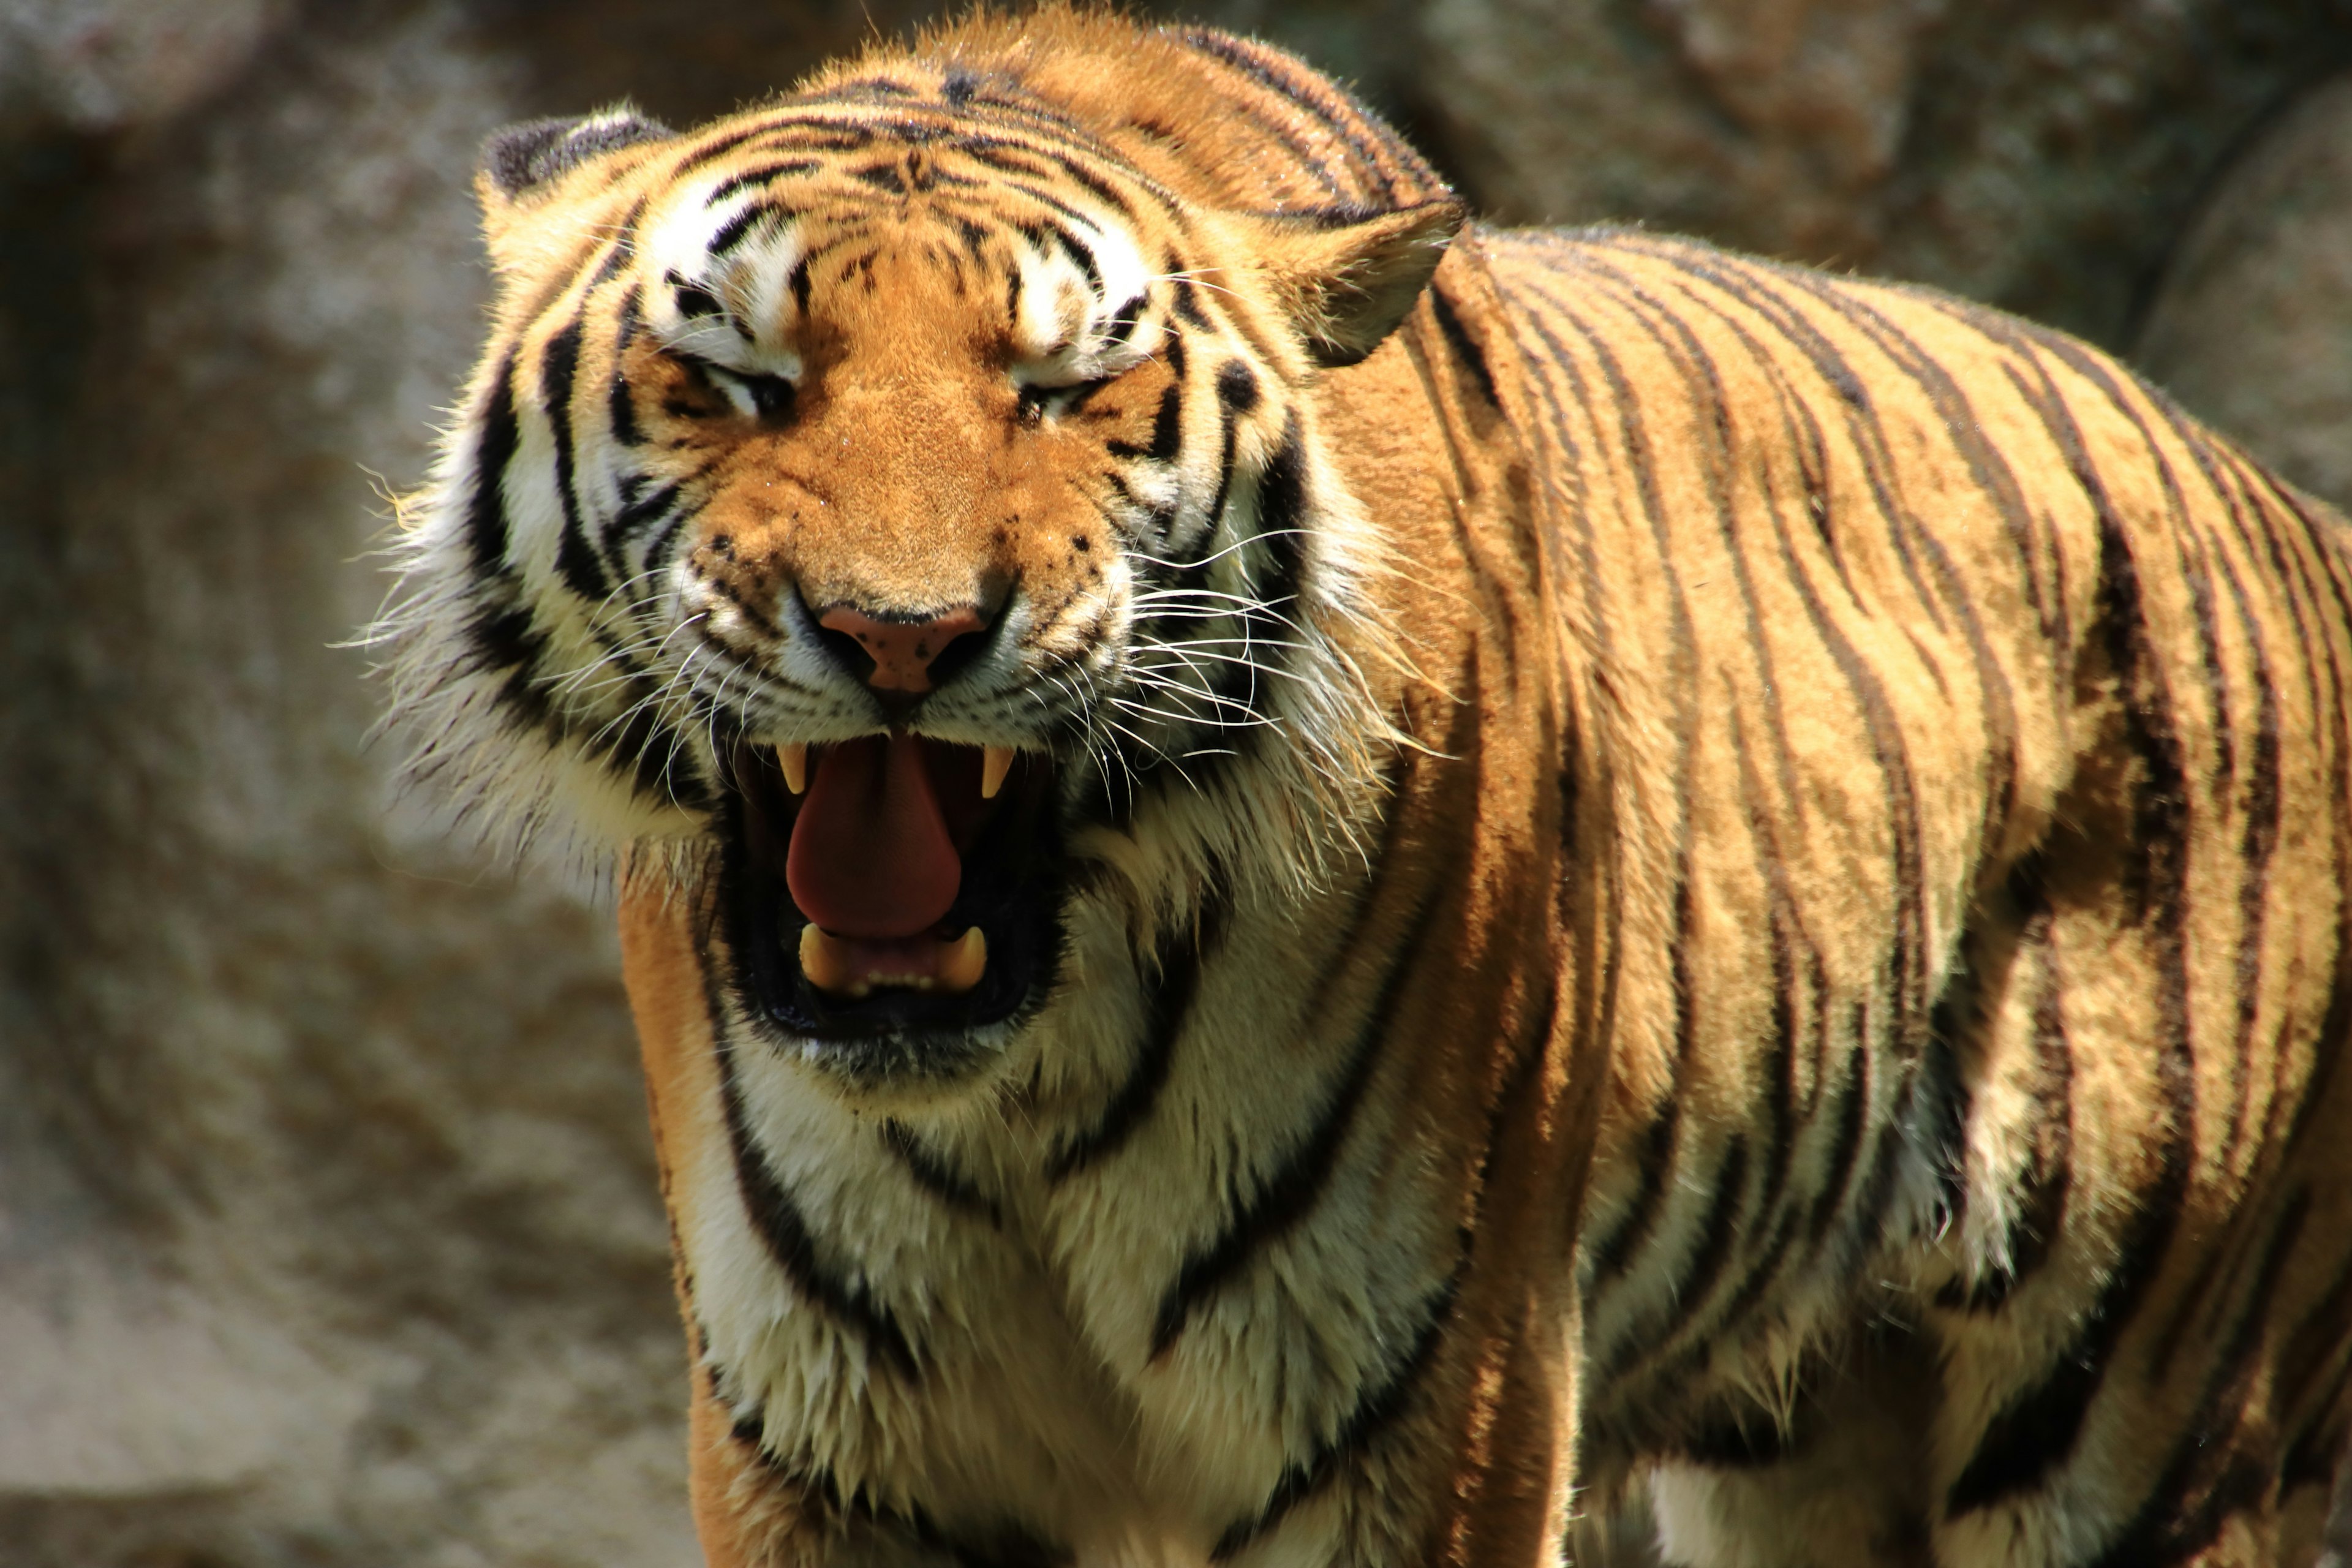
top-left (375, 7), bottom-right (2352, 1564)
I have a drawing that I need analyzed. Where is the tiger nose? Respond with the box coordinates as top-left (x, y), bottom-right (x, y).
top-left (815, 605), bottom-right (989, 693)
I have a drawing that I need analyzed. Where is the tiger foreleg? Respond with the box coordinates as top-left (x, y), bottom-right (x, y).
top-left (1644, 1327), bottom-right (1939, 1568)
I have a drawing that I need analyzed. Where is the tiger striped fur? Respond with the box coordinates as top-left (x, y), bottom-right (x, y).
top-left (375, 9), bottom-right (2352, 1566)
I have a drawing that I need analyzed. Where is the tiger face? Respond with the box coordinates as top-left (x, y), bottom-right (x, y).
top-left (384, 70), bottom-right (1462, 1087)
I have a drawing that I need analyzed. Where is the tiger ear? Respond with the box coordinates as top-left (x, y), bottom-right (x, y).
top-left (477, 107), bottom-right (674, 209)
top-left (1236, 198), bottom-right (1468, 368)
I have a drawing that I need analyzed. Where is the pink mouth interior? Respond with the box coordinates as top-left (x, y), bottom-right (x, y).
top-left (785, 734), bottom-right (976, 940)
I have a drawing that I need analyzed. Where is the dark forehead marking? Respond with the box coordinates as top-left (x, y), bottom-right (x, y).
top-left (952, 135), bottom-right (1152, 222)
top-left (673, 126), bottom-right (771, 175)
top-left (813, 76), bottom-right (919, 100)
top-left (962, 167), bottom-right (1104, 233)
top-left (738, 121), bottom-right (882, 156)
top-left (706, 160), bottom-right (820, 203)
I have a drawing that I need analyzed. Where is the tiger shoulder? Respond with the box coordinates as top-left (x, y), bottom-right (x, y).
top-left (375, 7), bottom-right (2352, 1566)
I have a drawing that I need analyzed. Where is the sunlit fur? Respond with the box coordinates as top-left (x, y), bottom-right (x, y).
top-left (379, 8), bottom-right (2352, 1566)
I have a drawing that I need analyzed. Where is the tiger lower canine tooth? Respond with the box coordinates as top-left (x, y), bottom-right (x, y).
top-left (779, 743), bottom-right (809, 794)
top-left (799, 924), bottom-right (847, 990)
top-left (981, 745), bottom-right (1014, 800)
top-left (941, 928), bottom-right (987, 990)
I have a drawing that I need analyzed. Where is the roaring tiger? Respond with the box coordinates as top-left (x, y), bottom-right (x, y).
top-left (376, 7), bottom-right (2352, 1565)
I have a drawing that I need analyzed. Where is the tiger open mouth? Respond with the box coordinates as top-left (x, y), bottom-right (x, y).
top-left (720, 734), bottom-right (1066, 1049)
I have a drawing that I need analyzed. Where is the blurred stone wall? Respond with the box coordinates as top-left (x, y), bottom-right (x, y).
top-left (1, 1), bottom-right (2347, 1563)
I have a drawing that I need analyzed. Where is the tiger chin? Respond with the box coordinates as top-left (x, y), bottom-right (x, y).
top-left (377, 7), bottom-right (2352, 1567)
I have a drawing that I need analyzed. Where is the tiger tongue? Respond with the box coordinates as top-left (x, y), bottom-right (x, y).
top-left (785, 734), bottom-right (961, 940)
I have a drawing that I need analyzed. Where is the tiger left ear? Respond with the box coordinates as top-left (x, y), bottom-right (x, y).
top-left (1238, 198), bottom-right (1468, 368)
top-left (473, 107), bottom-right (674, 277)
top-left (475, 107), bottom-right (674, 213)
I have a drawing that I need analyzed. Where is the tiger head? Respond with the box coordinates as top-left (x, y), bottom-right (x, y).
top-left (380, 13), bottom-right (1463, 1084)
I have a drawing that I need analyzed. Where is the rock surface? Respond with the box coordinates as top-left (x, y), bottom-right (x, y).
top-left (0, 1), bottom-right (2346, 1563)
top-left (2136, 71), bottom-right (2352, 513)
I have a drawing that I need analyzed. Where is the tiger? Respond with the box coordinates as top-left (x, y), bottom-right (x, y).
top-left (374, 6), bottom-right (2352, 1566)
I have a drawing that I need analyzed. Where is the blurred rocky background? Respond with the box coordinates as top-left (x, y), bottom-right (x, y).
top-left (1, 0), bottom-right (2348, 1562)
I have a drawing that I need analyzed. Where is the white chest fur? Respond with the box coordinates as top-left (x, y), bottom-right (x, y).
top-left (680, 891), bottom-right (1457, 1565)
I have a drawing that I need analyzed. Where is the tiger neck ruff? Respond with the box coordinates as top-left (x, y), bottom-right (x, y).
top-left (379, 9), bottom-right (2352, 1567)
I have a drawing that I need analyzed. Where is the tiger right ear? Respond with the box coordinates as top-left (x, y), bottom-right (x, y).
top-left (478, 108), bottom-right (674, 206)
top-left (1233, 198), bottom-right (1468, 368)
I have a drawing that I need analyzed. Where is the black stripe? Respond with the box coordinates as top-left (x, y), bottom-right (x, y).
top-left (1049, 222), bottom-right (1102, 297)
top-left (1637, 1137), bottom-right (1747, 1355)
top-left (668, 271), bottom-right (726, 320)
top-left (1678, 1399), bottom-right (1809, 1469)
top-left (464, 606), bottom-right (556, 737)
top-left (673, 126), bottom-right (772, 176)
top-left (959, 136), bottom-right (1145, 224)
top-left (464, 353), bottom-right (522, 580)
top-left (707, 925), bottom-right (921, 1379)
top-left (1542, 261), bottom-right (1936, 1060)
top-left (976, 165), bottom-right (1107, 233)
top-left (881, 1120), bottom-right (1001, 1228)
top-left (1171, 31), bottom-right (1356, 202)
top-left (540, 315), bottom-right (609, 603)
top-left (1611, 276), bottom-right (1812, 873)
top-left (1047, 892), bottom-right (1226, 1181)
top-left (1107, 382), bottom-right (1183, 464)
top-left (1588, 1109), bottom-right (1675, 1280)
top-left (605, 478), bottom-right (684, 559)
top-left (641, 716), bottom-right (708, 809)
top-left (1602, 249), bottom-right (1951, 647)
top-left (1804, 1038), bottom-right (1870, 1244)
top-left (707, 159), bottom-right (820, 203)
top-left (1427, 285), bottom-right (1499, 407)
top-left (595, 673), bottom-right (708, 810)
top-left (1173, 416), bottom-right (1309, 738)
top-left (1178, 29), bottom-right (1436, 203)
top-left (639, 497), bottom-right (695, 575)
top-left (707, 203), bottom-right (769, 257)
top-left (585, 235), bottom-right (634, 291)
top-left (606, 287), bottom-right (645, 448)
top-left (1149, 891), bottom-right (1440, 1357)
top-left (1103, 292), bottom-right (1147, 350)
top-left (825, 74), bottom-right (916, 98)
top-left (1193, 401), bottom-right (1240, 559)
top-left (1207, 1278), bottom-right (1456, 1561)
top-left (726, 1410), bottom-right (1073, 1567)
top-left (1248, 418), bottom-right (1308, 612)
top-left (2086, 1187), bottom-right (2306, 1568)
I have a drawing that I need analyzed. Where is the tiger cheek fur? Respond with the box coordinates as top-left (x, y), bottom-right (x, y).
top-left (377, 10), bottom-right (2352, 1568)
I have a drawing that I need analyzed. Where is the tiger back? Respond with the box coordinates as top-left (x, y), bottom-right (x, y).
top-left (377, 8), bottom-right (2352, 1565)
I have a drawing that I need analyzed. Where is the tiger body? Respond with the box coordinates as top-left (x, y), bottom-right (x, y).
top-left (380, 9), bottom-right (2352, 1566)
